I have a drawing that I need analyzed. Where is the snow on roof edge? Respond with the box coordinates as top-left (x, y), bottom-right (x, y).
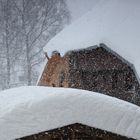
top-left (0, 86), bottom-right (140, 140)
top-left (43, 0), bottom-right (140, 80)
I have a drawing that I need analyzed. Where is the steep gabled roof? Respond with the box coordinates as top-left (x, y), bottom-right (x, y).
top-left (44, 0), bottom-right (140, 80)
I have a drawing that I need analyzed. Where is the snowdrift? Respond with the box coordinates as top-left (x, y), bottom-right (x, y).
top-left (44, 0), bottom-right (140, 80)
top-left (0, 86), bottom-right (140, 140)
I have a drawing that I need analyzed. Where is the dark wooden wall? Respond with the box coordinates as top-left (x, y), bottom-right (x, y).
top-left (16, 123), bottom-right (135, 140)
top-left (68, 45), bottom-right (140, 106)
top-left (38, 44), bottom-right (140, 106)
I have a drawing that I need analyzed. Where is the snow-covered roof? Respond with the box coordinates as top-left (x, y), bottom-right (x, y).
top-left (0, 86), bottom-right (140, 140)
top-left (44, 0), bottom-right (140, 79)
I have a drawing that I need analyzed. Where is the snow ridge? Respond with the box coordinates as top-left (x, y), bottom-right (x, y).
top-left (44, 0), bottom-right (140, 79)
top-left (0, 86), bottom-right (140, 140)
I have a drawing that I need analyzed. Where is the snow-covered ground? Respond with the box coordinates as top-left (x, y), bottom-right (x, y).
top-left (44, 0), bottom-right (140, 79)
top-left (0, 86), bottom-right (140, 140)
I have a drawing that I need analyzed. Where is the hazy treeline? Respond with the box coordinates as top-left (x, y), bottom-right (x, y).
top-left (0, 0), bottom-right (70, 90)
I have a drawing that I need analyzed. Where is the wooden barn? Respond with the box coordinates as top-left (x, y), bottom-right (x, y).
top-left (16, 45), bottom-right (140, 140)
top-left (38, 43), bottom-right (140, 106)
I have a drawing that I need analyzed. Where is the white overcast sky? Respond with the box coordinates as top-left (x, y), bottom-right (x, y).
top-left (67, 0), bottom-right (99, 21)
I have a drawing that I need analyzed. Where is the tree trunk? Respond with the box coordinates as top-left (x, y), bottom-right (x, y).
top-left (5, 0), bottom-right (10, 88)
top-left (25, 35), bottom-right (32, 85)
top-left (6, 39), bottom-right (10, 88)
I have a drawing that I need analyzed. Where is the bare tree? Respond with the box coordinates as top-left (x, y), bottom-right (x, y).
top-left (16, 0), bottom-right (70, 85)
top-left (0, 0), bottom-right (21, 88)
top-left (0, 0), bottom-right (70, 89)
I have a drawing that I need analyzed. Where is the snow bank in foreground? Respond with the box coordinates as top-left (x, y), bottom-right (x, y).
top-left (0, 86), bottom-right (140, 140)
top-left (44, 0), bottom-right (140, 79)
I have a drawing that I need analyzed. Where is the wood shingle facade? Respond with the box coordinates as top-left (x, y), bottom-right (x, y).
top-left (17, 123), bottom-right (135, 140)
top-left (38, 43), bottom-right (140, 106)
